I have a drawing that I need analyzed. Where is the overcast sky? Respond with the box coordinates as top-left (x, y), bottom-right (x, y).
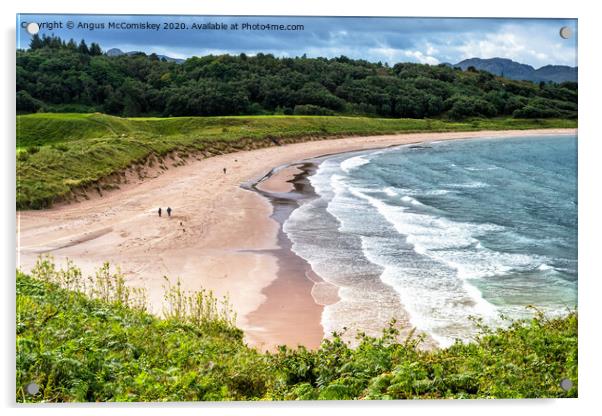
top-left (17, 15), bottom-right (578, 68)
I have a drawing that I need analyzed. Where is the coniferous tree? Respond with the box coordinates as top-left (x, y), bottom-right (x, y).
top-left (29, 34), bottom-right (43, 50)
top-left (78, 40), bottom-right (89, 55)
top-left (66, 38), bottom-right (77, 51)
top-left (89, 42), bottom-right (102, 56)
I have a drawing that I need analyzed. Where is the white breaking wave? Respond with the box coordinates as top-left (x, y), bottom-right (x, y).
top-left (383, 187), bottom-right (398, 197)
top-left (323, 174), bottom-right (506, 345)
top-left (537, 263), bottom-right (553, 271)
top-left (346, 184), bottom-right (545, 281)
top-left (423, 189), bottom-right (452, 196)
top-left (446, 181), bottom-right (490, 189)
top-left (360, 233), bottom-right (498, 347)
top-left (340, 155), bottom-right (370, 173)
top-left (465, 165), bottom-right (500, 171)
top-left (382, 187), bottom-right (452, 197)
top-left (400, 195), bottom-right (424, 207)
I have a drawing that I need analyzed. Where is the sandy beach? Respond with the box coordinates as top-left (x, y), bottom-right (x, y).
top-left (16, 128), bottom-right (576, 351)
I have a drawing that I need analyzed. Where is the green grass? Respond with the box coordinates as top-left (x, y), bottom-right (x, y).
top-left (16, 113), bottom-right (577, 209)
top-left (16, 258), bottom-right (577, 402)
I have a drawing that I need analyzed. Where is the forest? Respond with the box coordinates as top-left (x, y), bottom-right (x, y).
top-left (17, 35), bottom-right (577, 120)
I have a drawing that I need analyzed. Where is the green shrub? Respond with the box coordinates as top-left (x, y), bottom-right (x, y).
top-left (17, 91), bottom-right (45, 113)
top-left (293, 104), bottom-right (335, 116)
top-left (448, 96), bottom-right (498, 119)
top-left (513, 97), bottom-right (577, 119)
top-left (16, 257), bottom-right (578, 402)
top-left (16, 257), bottom-right (269, 402)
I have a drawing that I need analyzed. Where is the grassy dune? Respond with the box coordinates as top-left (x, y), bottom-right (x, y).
top-left (16, 113), bottom-right (576, 209)
top-left (16, 258), bottom-right (577, 402)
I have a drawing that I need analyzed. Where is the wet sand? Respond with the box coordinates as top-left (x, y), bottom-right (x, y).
top-left (245, 163), bottom-right (339, 350)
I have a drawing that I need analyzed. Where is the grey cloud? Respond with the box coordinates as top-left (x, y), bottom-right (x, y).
top-left (18, 14), bottom-right (577, 67)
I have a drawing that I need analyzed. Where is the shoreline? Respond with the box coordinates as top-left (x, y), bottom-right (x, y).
top-left (244, 162), bottom-right (339, 350)
top-left (16, 128), bottom-right (576, 351)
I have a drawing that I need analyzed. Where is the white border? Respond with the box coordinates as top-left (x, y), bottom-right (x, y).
top-left (2, 1), bottom-right (600, 415)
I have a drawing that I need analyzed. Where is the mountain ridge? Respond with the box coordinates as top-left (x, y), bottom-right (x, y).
top-left (106, 47), bottom-right (185, 63)
top-left (453, 57), bottom-right (577, 83)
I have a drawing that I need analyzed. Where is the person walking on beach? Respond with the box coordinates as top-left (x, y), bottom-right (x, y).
top-left (158, 207), bottom-right (162, 217)
top-left (167, 207), bottom-right (172, 217)
top-left (223, 167), bottom-right (227, 174)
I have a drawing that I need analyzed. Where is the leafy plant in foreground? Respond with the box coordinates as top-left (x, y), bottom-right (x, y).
top-left (16, 258), bottom-right (577, 402)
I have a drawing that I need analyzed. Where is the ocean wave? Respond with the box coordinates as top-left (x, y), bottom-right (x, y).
top-left (400, 195), bottom-right (424, 206)
top-left (383, 187), bottom-right (398, 197)
top-left (537, 263), bottom-right (554, 271)
top-left (423, 189), bottom-right (452, 196)
top-left (446, 181), bottom-right (490, 189)
top-left (360, 235), bottom-right (498, 347)
top-left (348, 185), bottom-right (498, 251)
top-left (334, 182), bottom-right (505, 340)
top-left (340, 155), bottom-right (370, 173)
top-left (439, 250), bottom-right (544, 280)
top-left (464, 165), bottom-right (500, 171)
top-left (381, 187), bottom-right (452, 197)
top-left (342, 183), bottom-right (551, 282)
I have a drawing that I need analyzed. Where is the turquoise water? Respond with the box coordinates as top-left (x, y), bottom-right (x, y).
top-left (284, 135), bottom-right (577, 346)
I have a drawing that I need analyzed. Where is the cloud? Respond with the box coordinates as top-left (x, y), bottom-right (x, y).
top-left (17, 15), bottom-right (577, 67)
top-left (403, 50), bottom-right (440, 65)
top-left (452, 23), bottom-right (576, 67)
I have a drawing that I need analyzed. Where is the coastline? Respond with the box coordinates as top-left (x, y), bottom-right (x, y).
top-left (244, 162), bottom-right (340, 349)
top-left (16, 128), bottom-right (576, 351)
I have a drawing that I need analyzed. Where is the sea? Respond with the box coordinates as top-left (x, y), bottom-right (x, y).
top-left (283, 135), bottom-right (578, 347)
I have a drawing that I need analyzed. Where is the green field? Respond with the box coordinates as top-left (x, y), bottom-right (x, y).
top-left (16, 113), bottom-right (576, 209)
top-left (16, 258), bottom-right (577, 402)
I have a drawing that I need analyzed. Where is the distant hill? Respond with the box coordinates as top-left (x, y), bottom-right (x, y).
top-left (454, 58), bottom-right (577, 83)
top-left (455, 58), bottom-right (534, 81)
top-left (105, 47), bottom-right (125, 57)
top-left (534, 64), bottom-right (578, 83)
top-left (105, 48), bottom-right (185, 64)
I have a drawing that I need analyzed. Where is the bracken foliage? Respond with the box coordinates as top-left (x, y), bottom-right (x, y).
top-left (16, 258), bottom-right (577, 402)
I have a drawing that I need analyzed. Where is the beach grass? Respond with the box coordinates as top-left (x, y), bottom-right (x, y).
top-left (16, 113), bottom-right (576, 209)
top-left (16, 257), bottom-right (578, 401)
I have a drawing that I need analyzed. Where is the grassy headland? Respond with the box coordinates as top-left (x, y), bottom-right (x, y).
top-left (16, 258), bottom-right (577, 402)
top-left (16, 113), bottom-right (576, 209)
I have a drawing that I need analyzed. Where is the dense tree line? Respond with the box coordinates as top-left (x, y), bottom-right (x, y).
top-left (17, 35), bottom-right (577, 119)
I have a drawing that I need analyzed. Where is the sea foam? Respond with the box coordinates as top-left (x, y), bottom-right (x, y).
top-left (283, 135), bottom-right (577, 346)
